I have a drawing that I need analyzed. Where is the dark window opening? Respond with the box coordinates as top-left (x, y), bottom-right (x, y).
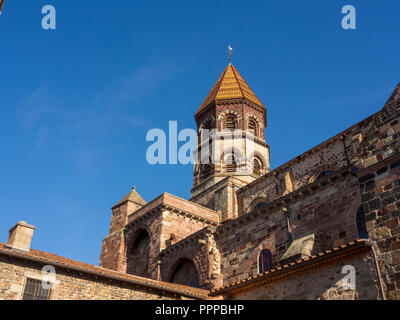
top-left (126, 230), bottom-right (150, 277)
top-left (22, 278), bottom-right (51, 300)
top-left (251, 202), bottom-right (268, 214)
top-left (200, 161), bottom-right (214, 179)
top-left (226, 155), bottom-right (237, 173)
top-left (316, 170), bottom-right (334, 181)
top-left (248, 119), bottom-right (257, 135)
top-left (225, 116), bottom-right (236, 130)
top-left (253, 158), bottom-right (262, 176)
top-left (258, 249), bottom-right (273, 274)
top-left (356, 207), bottom-right (369, 239)
top-left (170, 259), bottom-right (200, 288)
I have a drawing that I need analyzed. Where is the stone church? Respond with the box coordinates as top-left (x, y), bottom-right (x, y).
top-left (1, 62), bottom-right (400, 300)
top-left (98, 62), bottom-right (400, 300)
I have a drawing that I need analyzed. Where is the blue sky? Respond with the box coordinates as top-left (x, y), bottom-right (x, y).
top-left (0, 1), bottom-right (399, 265)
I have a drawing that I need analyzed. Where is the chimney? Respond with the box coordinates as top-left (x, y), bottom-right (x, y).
top-left (7, 221), bottom-right (36, 252)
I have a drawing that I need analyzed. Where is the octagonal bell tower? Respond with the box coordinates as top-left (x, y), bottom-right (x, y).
top-left (190, 62), bottom-right (270, 220)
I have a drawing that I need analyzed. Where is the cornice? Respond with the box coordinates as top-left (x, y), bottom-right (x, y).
top-left (357, 151), bottom-right (400, 176)
top-left (195, 98), bottom-right (266, 119)
top-left (190, 175), bottom-right (247, 202)
top-left (127, 202), bottom-right (218, 229)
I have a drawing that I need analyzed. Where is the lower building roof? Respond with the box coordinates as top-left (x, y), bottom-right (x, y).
top-left (0, 243), bottom-right (209, 299)
top-left (210, 239), bottom-right (372, 296)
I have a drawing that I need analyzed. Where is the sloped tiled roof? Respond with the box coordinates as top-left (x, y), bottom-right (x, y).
top-left (210, 240), bottom-right (371, 296)
top-left (0, 243), bottom-right (209, 299)
top-left (112, 187), bottom-right (147, 209)
top-left (196, 64), bottom-right (264, 115)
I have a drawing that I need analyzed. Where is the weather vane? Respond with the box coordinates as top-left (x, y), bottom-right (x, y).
top-left (228, 45), bottom-right (233, 64)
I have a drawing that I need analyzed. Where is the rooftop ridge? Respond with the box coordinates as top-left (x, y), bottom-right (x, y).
top-left (0, 243), bottom-right (209, 299)
top-left (209, 239), bottom-right (370, 296)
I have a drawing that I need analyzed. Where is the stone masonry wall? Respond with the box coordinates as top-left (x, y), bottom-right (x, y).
top-left (124, 210), bottom-right (163, 279)
top-left (216, 83), bottom-right (400, 292)
top-left (100, 200), bottom-right (145, 272)
top-left (101, 193), bottom-right (218, 278)
top-left (160, 236), bottom-right (211, 289)
top-left (123, 208), bottom-right (213, 281)
top-left (237, 84), bottom-right (400, 216)
top-left (227, 252), bottom-right (380, 300)
top-left (99, 229), bottom-right (125, 272)
top-left (349, 83), bottom-right (400, 170)
top-left (217, 172), bottom-right (362, 285)
top-left (238, 137), bottom-right (348, 215)
top-left (0, 254), bottom-right (187, 300)
top-left (215, 101), bottom-right (266, 140)
top-left (358, 155), bottom-right (400, 300)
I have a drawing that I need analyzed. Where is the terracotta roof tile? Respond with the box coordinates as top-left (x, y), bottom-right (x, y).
top-left (210, 240), bottom-right (371, 296)
top-left (196, 64), bottom-right (264, 116)
top-left (0, 243), bottom-right (209, 299)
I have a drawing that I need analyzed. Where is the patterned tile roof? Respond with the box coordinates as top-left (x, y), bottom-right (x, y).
top-left (196, 64), bottom-right (264, 115)
top-left (0, 243), bottom-right (209, 299)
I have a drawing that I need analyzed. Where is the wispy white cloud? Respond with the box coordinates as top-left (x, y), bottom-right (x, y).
top-left (33, 127), bottom-right (50, 150)
top-left (17, 63), bottom-right (177, 176)
top-left (17, 84), bottom-right (71, 128)
top-left (112, 64), bottom-right (174, 104)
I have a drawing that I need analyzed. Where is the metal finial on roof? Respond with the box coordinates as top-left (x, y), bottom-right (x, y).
top-left (228, 45), bottom-right (233, 65)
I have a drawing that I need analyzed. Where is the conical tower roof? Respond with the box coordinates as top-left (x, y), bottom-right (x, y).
top-left (196, 64), bottom-right (264, 115)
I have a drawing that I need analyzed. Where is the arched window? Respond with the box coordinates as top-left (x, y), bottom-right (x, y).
top-left (356, 206), bottom-right (369, 239)
top-left (225, 116), bottom-right (236, 130)
top-left (126, 230), bottom-right (150, 277)
top-left (258, 249), bottom-right (272, 273)
top-left (200, 163), bottom-right (213, 179)
top-left (170, 259), bottom-right (200, 288)
top-left (226, 154), bottom-right (237, 173)
top-left (251, 201), bottom-right (268, 214)
top-left (253, 158), bottom-right (262, 176)
top-left (316, 170), bottom-right (334, 181)
top-left (200, 157), bottom-right (213, 179)
top-left (248, 119), bottom-right (257, 136)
